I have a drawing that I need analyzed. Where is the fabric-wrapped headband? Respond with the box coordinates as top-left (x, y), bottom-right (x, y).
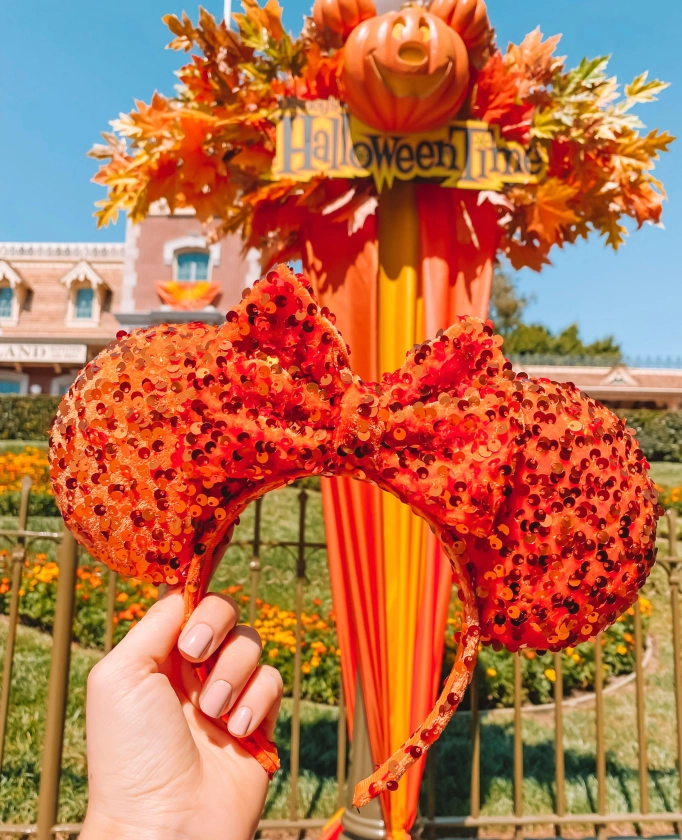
top-left (50, 265), bottom-right (659, 804)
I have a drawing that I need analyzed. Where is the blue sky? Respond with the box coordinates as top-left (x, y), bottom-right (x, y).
top-left (1, 0), bottom-right (679, 358)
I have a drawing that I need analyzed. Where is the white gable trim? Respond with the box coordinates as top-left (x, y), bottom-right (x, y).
top-left (602, 364), bottom-right (639, 387)
top-left (0, 260), bottom-right (26, 289)
top-left (60, 260), bottom-right (108, 289)
top-left (163, 236), bottom-right (221, 266)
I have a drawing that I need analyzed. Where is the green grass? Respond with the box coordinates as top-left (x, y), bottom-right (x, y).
top-left (3, 563), bottom-right (681, 832)
top-left (0, 441), bottom-right (48, 454)
top-left (0, 620), bottom-right (339, 826)
top-left (424, 561), bottom-right (682, 835)
top-left (2, 471), bottom-right (682, 831)
top-left (211, 483), bottom-right (332, 613)
top-left (649, 462), bottom-right (682, 487)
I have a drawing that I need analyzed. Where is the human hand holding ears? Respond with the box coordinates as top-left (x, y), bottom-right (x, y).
top-left (81, 536), bottom-right (282, 840)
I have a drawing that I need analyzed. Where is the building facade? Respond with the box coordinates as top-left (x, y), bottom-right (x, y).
top-left (1, 211), bottom-right (680, 410)
top-left (0, 207), bottom-right (258, 396)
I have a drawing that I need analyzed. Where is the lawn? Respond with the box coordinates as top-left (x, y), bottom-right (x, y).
top-left (649, 461), bottom-right (682, 487)
top-left (1, 467), bottom-right (682, 833)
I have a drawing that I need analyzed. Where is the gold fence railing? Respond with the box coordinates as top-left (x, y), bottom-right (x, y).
top-left (1, 480), bottom-right (682, 839)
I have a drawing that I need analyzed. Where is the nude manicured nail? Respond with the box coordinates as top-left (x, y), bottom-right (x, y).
top-left (178, 623), bottom-right (213, 659)
top-left (229, 706), bottom-right (252, 737)
top-left (200, 680), bottom-right (233, 718)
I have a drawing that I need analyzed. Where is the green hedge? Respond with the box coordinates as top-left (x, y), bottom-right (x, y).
top-left (0, 396), bottom-right (61, 440)
top-left (616, 409), bottom-right (682, 463)
top-left (0, 397), bottom-right (679, 462)
top-left (0, 491), bottom-right (59, 517)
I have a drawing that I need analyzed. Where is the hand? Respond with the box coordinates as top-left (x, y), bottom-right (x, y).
top-left (81, 583), bottom-right (283, 840)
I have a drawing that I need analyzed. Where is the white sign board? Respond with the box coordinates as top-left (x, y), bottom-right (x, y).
top-left (0, 344), bottom-right (88, 364)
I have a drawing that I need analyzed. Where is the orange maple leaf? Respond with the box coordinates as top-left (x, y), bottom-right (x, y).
top-left (470, 52), bottom-right (534, 144)
top-left (527, 179), bottom-right (580, 244)
top-left (505, 28), bottom-right (564, 90)
top-left (503, 237), bottom-right (552, 273)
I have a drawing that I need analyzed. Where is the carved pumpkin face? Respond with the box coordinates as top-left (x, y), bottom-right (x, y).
top-left (341, 6), bottom-right (470, 133)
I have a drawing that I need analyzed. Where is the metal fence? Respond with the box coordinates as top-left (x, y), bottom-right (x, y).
top-left (1, 480), bottom-right (682, 839)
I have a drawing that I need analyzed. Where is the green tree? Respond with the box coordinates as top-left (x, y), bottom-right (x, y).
top-left (489, 271), bottom-right (621, 359)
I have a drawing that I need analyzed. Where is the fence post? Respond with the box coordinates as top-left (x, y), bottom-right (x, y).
top-left (250, 497), bottom-right (263, 629)
top-left (289, 488), bottom-right (307, 822)
top-left (0, 476), bottom-right (31, 771)
top-left (470, 665), bottom-right (480, 825)
top-left (553, 651), bottom-right (565, 838)
top-left (633, 597), bottom-right (649, 824)
top-left (104, 569), bottom-right (118, 654)
top-left (513, 654), bottom-right (524, 840)
top-left (594, 632), bottom-right (607, 840)
top-left (337, 679), bottom-right (347, 811)
top-left (666, 510), bottom-right (682, 836)
top-left (36, 530), bottom-right (79, 840)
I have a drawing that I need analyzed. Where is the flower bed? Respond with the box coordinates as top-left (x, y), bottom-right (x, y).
top-left (657, 484), bottom-right (682, 515)
top-left (445, 596), bottom-right (651, 708)
top-left (1, 550), bottom-right (649, 709)
top-left (0, 446), bottom-right (58, 515)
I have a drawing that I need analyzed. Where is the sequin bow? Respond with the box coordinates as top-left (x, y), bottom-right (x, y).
top-left (50, 265), bottom-right (659, 806)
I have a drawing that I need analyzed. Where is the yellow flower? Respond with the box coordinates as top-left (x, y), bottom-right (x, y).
top-left (311, 656), bottom-right (321, 668)
top-left (545, 668), bottom-right (557, 682)
top-left (302, 662), bottom-right (311, 674)
top-left (116, 592), bottom-right (129, 602)
top-left (268, 648), bottom-right (280, 659)
top-left (485, 667), bottom-right (497, 678)
top-left (617, 644), bottom-right (628, 655)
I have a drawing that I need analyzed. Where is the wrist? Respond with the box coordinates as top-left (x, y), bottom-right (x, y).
top-left (81, 813), bottom-right (189, 840)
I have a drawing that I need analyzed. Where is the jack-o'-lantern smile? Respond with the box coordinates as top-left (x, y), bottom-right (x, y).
top-left (369, 49), bottom-right (453, 99)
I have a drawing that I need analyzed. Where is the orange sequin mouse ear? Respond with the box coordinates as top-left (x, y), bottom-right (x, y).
top-left (50, 265), bottom-right (660, 799)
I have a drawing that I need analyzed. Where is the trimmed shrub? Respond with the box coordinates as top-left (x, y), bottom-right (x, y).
top-left (0, 396), bottom-right (61, 440)
top-left (616, 409), bottom-right (682, 463)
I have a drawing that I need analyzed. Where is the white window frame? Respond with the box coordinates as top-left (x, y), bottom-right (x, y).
top-left (60, 261), bottom-right (109, 328)
top-left (0, 261), bottom-right (30, 327)
top-left (51, 372), bottom-right (77, 396)
top-left (163, 235), bottom-right (220, 283)
top-left (0, 370), bottom-right (29, 395)
top-left (173, 249), bottom-right (211, 282)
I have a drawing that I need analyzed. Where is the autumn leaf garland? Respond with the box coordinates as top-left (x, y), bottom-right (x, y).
top-left (89, 3), bottom-right (673, 271)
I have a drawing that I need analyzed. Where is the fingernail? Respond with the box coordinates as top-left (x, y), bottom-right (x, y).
top-left (200, 680), bottom-right (233, 718)
top-left (228, 706), bottom-right (253, 737)
top-left (178, 623), bottom-right (213, 659)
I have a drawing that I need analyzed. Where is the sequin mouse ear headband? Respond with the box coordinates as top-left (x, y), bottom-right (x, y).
top-left (50, 264), bottom-right (659, 805)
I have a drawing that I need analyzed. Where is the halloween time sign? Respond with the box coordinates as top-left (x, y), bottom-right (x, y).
top-left (272, 100), bottom-right (545, 191)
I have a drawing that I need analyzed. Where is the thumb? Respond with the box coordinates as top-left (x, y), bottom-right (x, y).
top-left (106, 586), bottom-right (185, 678)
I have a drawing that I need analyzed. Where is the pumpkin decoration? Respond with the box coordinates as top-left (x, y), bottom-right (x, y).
top-left (429, 0), bottom-right (493, 65)
top-left (313, 0), bottom-right (376, 39)
top-left (341, 5), bottom-right (470, 132)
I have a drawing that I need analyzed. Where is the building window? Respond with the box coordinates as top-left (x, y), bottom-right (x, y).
top-left (176, 250), bottom-right (210, 281)
top-left (0, 287), bottom-right (13, 318)
top-left (0, 371), bottom-right (28, 394)
top-left (0, 379), bottom-right (21, 394)
top-left (75, 287), bottom-right (94, 319)
top-left (0, 262), bottom-right (29, 326)
top-left (61, 261), bottom-right (109, 327)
